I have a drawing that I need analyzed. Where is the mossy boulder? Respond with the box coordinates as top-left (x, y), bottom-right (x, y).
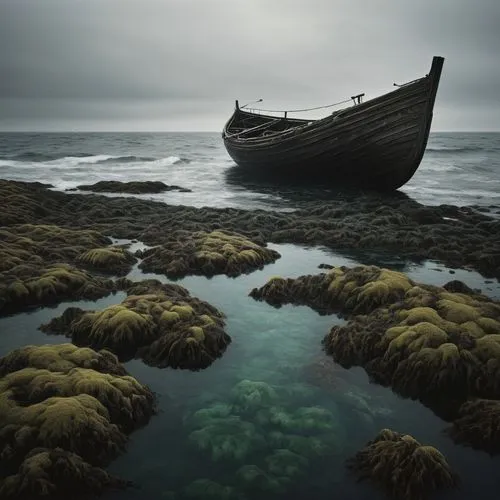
top-left (0, 343), bottom-right (126, 377)
top-left (49, 279), bottom-right (230, 369)
top-left (39, 307), bottom-right (86, 335)
top-left (0, 264), bottom-right (115, 315)
top-left (347, 429), bottom-right (458, 500)
top-left (139, 230), bottom-right (280, 278)
top-left (250, 265), bottom-right (413, 315)
top-left (1, 224), bottom-right (111, 264)
top-left (0, 344), bottom-right (155, 498)
top-left (445, 399), bottom-right (500, 454)
top-left (321, 269), bottom-right (500, 417)
top-left (0, 447), bottom-right (128, 500)
top-left (76, 246), bottom-right (137, 275)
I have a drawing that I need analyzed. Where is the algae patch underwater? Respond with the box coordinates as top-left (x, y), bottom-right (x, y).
top-left (183, 379), bottom-right (345, 497)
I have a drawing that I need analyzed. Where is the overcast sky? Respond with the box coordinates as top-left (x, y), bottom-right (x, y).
top-left (1, 0), bottom-right (499, 131)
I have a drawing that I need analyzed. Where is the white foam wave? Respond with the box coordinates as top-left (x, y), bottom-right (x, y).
top-left (151, 156), bottom-right (182, 167)
top-left (46, 155), bottom-right (117, 167)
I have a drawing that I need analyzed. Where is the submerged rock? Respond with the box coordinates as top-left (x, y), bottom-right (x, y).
top-left (139, 230), bottom-right (280, 278)
top-left (347, 429), bottom-right (458, 500)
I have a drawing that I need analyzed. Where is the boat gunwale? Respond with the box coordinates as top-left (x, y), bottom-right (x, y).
top-left (222, 74), bottom-right (430, 146)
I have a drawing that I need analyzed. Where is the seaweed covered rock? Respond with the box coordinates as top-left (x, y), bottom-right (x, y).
top-left (76, 246), bottom-right (137, 275)
top-left (139, 230), bottom-right (280, 278)
top-left (1, 224), bottom-right (111, 265)
top-left (52, 280), bottom-right (230, 369)
top-left (0, 447), bottom-right (128, 500)
top-left (0, 343), bottom-right (126, 377)
top-left (250, 265), bottom-right (413, 315)
top-left (0, 264), bottom-right (116, 315)
top-left (347, 429), bottom-right (458, 500)
top-left (39, 307), bottom-right (86, 335)
top-left (445, 399), bottom-right (500, 454)
top-left (322, 273), bottom-right (500, 416)
top-left (0, 344), bottom-right (156, 498)
top-left (76, 180), bottom-right (191, 194)
top-left (2, 180), bottom-right (499, 280)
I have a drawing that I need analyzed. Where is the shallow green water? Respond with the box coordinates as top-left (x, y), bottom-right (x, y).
top-left (1, 243), bottom-right (499, 500)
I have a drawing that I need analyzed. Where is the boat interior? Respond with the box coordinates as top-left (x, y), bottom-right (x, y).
top-left (226, 107), bottom-right (348, 140)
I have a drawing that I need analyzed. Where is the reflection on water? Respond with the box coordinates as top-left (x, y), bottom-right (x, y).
top-left (224, 165), bottom-right (415, 207)
top-left (0, 243), bottom-right (499, 499)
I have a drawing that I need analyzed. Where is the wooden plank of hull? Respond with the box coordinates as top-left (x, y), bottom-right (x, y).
top-left (223, 57), bottom-right (444, 190)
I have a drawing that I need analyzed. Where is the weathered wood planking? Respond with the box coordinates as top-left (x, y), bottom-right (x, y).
top-left (222, 56), bottom-right (444, 190)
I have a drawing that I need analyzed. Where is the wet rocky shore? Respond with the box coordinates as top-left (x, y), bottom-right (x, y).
top-left (1, 178), bottom-right (500, 500)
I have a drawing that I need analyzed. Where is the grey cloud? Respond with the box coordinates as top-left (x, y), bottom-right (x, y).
top-left (0, 0), bottom-right (499, 130)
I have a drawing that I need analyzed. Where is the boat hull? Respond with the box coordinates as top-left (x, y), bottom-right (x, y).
top-left (223, 57), bottom-right (444, 191)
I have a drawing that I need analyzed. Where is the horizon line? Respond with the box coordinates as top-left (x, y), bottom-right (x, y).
top-left (0, 130), bottom-right (499, 134)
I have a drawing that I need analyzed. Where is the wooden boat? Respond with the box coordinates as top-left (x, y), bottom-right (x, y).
top-left (222, 56), bottom-right (444, 191)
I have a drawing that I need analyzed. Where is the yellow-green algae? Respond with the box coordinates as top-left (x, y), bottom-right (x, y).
top-left (0, 224), bottom-right (110, 268)
top-left (445, 399), bottom-right (500, 454)
top-left (139, 229), bottom-right (281, 278)
top-left (0, 343), bottom-right (126, 377)
top-left (76, 246), bottom-right (137, 275)
top-left (0, 263), bottom-right (114, 315)
top-left (347, 429), bottom-right (458, 500)
top-left (0, 344), bottom-right (155, 498)
top-left (250, 265), bottom-right (414, 315)
top-left (318, 267), bottom-right (500, 416)
top-left (63, 280), bottom-right (230, 369)
top-left (0, 447), bottom-right (128, 500)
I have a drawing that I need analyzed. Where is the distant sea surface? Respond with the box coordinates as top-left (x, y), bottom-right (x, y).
top-left (0, 131), bottom-right (499, 211)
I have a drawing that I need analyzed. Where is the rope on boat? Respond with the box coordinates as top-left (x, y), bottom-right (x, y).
top-left (246, 97), bottom-right (353, 114)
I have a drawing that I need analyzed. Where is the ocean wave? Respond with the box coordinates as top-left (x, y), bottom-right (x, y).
top-left (151, 156), bottom-right (190, 166)
top-left (425, 146), bottom-right (483, 154)
top-left (92, 155), bottom-right (156, 164)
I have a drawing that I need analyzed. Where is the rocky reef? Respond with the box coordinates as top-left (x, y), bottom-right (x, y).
top-left (0, 344), bottom-right (156, 499)
top-left (139, 230), bottom-right (281, 278)
top-left (1, 180), bottom-right (498, 279)
top-left (0, 222), bottom-right (141, 314)
top-left (316, 266), bottom-right (500, 418)
top-left (0, 263), bottom-right (118, 315)
top-left (41, 279), bottom-right (230, 370)
top-left (347, 428), bottom-right (458, 500)
top-left (445, 399), bottom-right (500, 454)
top-left (76, 180), bottom-right (191, 194)
top-left (250, 265), bottom-right (414, 315)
